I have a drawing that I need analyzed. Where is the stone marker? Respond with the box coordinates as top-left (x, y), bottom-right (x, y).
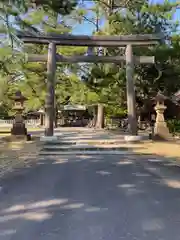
top-left (153, 92), bottom-right (172, 140)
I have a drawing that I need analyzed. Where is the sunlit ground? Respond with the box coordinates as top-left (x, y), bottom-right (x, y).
top-left (119, 141), bottom-right (180, 159)
top-left (0, 198), bottom-right (108, 224)
top-left (0, 127), bottom-right (43, 136)
top-left (0, 138), bottom-right (40, 177)
top-left (0, 151), bottom-right (180, 239)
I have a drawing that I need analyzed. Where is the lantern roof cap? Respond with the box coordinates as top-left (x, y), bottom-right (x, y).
top-left (155, 91), bottom-right (167, 101)
top-left (11, 91), bottom-right (27, 101)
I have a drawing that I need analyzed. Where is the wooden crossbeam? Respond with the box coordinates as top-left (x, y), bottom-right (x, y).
top-left (27, 54), bottom-right (155, 64)
top-left (17, 33), bottom-right (162, 46)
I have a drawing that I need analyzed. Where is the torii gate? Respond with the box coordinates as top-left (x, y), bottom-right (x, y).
top-left (17, 33), bottom-right (161, 137)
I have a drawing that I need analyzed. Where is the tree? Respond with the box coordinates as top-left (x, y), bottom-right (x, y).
top-left (17, 6), bottom-right (87, 111)
top-left (0, 0), bottom-right (87, 119)
top-left (81, 0), bottom-right (180, 122)
top-left (0, 0), bottom-right (78, 39)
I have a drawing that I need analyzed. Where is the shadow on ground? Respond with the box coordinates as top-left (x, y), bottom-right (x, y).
top-left (0, 147), bottom-right (180, 239)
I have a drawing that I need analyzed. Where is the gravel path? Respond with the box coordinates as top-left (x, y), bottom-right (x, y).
top-left (0, 154), bottom-right (180, 239)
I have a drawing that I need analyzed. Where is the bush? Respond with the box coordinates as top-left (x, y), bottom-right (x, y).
top-left (105, 105), bottom-right (127, 119)
top-left (167, 119), bottom-right (180, 134)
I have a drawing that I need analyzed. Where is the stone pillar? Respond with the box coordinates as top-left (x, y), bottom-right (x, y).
top-left (154, 94), bottom-right (172, 140)
top-left (45, 42), bottom-right (56, 136)
top-left (125, 44), bottom-right (137, 135)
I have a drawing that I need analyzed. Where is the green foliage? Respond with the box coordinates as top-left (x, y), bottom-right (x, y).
top-left (13, 7), bottom-right (88, 113)
top-left (0, 0), bottom-right (79, 47)
top-left (31, 0), bottom-right (77, 15)
top-left (0, 0), bottom-right (85, 116)
top-left (105, 105), bottom-right (127, 118)
top-left (82, 0), bottom-right (180, 118)
top-left (167, 119), bottom-right (180, 134)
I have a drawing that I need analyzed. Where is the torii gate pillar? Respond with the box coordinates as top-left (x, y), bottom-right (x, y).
top-left (45, 42), bottom-right (56, 136)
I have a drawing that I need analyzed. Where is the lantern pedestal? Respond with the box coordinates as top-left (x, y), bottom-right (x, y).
top-left (10, 91), bottom-right (29, 140)
top-left (11, 114), bottom-right (28, 137)
top-left (11, 123), bottom-right (27, 136)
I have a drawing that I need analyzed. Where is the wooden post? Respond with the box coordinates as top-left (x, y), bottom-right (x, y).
top-left (40, 113), bottom-right (44, 126)
top-left (125, 44), bottom-right (137, 135)
top-left (45, 42), bottom-right (56, 136)
top-left (95, 104), bottom-right (105, 129)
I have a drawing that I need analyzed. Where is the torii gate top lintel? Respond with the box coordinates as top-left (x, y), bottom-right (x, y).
top-left (17, 32), bottom-right (163, 46)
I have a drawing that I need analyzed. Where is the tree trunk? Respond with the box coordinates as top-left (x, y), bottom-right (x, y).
top-left (54, 107), bottom-right (58, 128)
top-left (40, 113), bottom-right (44, 126)
top-left (95, 104), bottom-right (104, 129)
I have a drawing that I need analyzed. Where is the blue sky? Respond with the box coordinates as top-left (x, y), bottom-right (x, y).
top-left (73, 1), bottom-right (95, 34)
top-left (73, 0), bottom-right (180, 35)
top-left (73, 20), bottom-right (94, 35)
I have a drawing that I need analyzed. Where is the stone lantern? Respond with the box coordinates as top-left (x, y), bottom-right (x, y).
top-left (153, 92), bottom-right (172, 140)
top-left (11, 91), bottom-right (27, 136)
